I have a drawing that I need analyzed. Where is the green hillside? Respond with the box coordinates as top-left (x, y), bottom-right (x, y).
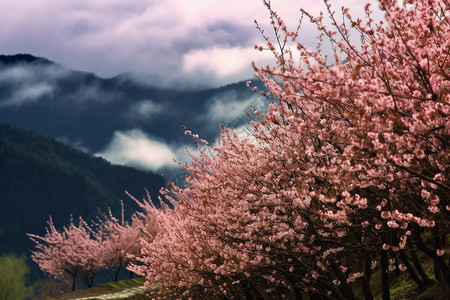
top-left (0, 122), bottom-right (166, 256)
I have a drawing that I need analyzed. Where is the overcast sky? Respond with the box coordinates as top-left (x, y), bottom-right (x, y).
top-left (0, 0), bottom-right (376, 88)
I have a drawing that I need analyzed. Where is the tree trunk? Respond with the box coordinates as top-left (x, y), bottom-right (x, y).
top-left (414, 230), bottom-right (450, 288)
top-left (432, 226), bottom-right (450, 294)
top-left (330, 261), bottom-right (355, 300)
top-left (240, 281), bottom-right (254, 300)
top-left (71, 274), bottom-right (76, 291)
top-left (380, 250), bottom-right (390, 300)
top-left (409, 248), bottom-right (433, 285)
top-left (361, 252), bottom-right (373, 300)
top-left (293, 286), bottom-right (303, 300)
top-left (398, 250), bottom-right (424, 289)
top-left (85, 275), bottom-right (94, 288)
top-left (391, 253), bottom-right (400, 277)
top-left (115, 264), bottom-right (122, 282)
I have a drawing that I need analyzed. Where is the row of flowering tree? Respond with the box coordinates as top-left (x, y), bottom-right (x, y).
top-left (125, 0), bottom-right (449, 299)
top-left (27, 198), bottom-right (160, 291)
top-left (28, 0), bottom-right (448, 298)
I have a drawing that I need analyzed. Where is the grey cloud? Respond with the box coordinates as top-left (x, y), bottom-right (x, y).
top-left (0, 64), bottom-right (70, 83)
top-left (8, 83), bottom-right (54, 106)
top-left (173, 21), bottom-right (255, 53)
top-left (202, 91), bottom-right (261, 126)
top-left (57, 136), bottom-right (91, 153)
top-left (0, 0), bottom-right (378, 88)
top-left (0, 64), bottom-right (65, 106)
top-left (0, 63), bottom-right (120, 106)
top-left (204, 92), bottom-right (269, 145)
top-left (127, 99), bottom-right (165, 121)
top-left (0, 66), bottom-right (35, 81)
top-left (66, 84), bottom-right (121, 104)
top-left (0, 0), bottom-right (266, 87)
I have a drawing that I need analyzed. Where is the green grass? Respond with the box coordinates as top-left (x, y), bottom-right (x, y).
top-left (351, 251), bottom-right (446, 300)
top-left (97, 277), bottom-right (145, 290)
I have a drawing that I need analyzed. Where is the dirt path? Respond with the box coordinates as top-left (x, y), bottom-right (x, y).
top-left (70, 286), bottom-right (145, 299)
top-left (49, 278), bottom-right (150, 300)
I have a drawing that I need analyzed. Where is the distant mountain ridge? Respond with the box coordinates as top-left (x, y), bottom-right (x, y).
top-left (0, 53), bottom-right (53, 66)
top-left (0, 122), bottom-right (165, 257)
top-left (0, 54), bottom-right (267, 176)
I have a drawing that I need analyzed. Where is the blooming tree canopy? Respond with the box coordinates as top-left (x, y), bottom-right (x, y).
top-left (28, 217), bottom-right (105, 290)
top-left (27, 0), bottom-right (449, 298)
top-left (28, 196), bottom-right (161, 290)
top-left (130, 0), bottom-right (449, 299)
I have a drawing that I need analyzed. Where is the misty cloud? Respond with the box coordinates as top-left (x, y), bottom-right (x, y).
top-left (96, 129), bottom-right (188, 172)
top-left (201, 91), bottom-right (260, 126)
top-left (0, 66), bottom-right (35, 81)
top-left (179, 45), bottom-right (273, 88)
top-left (0, 64), bottom-right (59, 106)
top-left (0, 63), bottom-right (70, 82)
top-left (57, 136), bottom-right (90, 153)
top-left (67, 84), bottom-right (120, 104)
top-left (7, 83), bottom-right (54, 106)
top-left (0, 65), bottom-right (65, 106)
top-left (205, 93), bottom-right (270, 146)
top-left (127, 99), bottom-right (165, 121)
top-left (0, 63), bottom-right (121, 106)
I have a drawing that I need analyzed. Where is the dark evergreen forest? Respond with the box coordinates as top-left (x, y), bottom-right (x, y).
top-left (0, 123), bottom-right (165, 259)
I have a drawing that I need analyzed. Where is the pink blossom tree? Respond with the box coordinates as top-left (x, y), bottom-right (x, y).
top-left (29, 196), bottom-right (161, 290)
top-left (28, 216), bottom-right (105, 290)
top-left (130, 0), bottom-right (449, 299)
top-left (97, 197), bottom-right (160, 282)
top-left (96, 208), bottom-right (139, 282)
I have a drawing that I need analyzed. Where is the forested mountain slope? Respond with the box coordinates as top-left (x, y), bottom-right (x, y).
top-left (0, 123), bottom-right (165, 256)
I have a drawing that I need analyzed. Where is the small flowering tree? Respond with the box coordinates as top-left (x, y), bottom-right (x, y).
top-left (28, 196), bottom-right (161, 291)
top-left (131, 0), bottom-right (449, 299)
top-left (99, 197), bottom-right (160, 282)
top-left (28, 217), bottom-right (105, 290)
top-left (96, 208), bottom-right (140, 281)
